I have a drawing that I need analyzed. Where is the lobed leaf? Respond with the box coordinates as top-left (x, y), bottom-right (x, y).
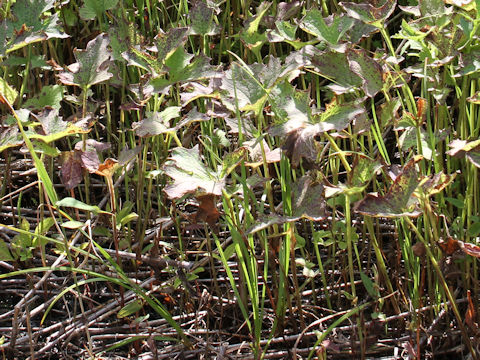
top-left (163, 146), bottom-right (225, 199)
top-left (355, 156), bottom-right (423, 217)
top-left (58, 33), bottom-right (112, 88)
top-left (340, 0), bottom-right (397, 27)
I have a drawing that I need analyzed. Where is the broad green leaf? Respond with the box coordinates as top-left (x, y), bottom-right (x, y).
top-left (348, 155), bottom-right (383, 187)
top-left (149, 53), bottom-right (219, 93)
top-left (268, 20), bottom-right (298, 43)
top-left (0, 78), bottom-right (18, 104)
top-left (355, 156), bottom-right (423, 217)
top-left (468, 222), bottom-right (480, 237)
top-left (156, 27), bottom-right (190, 65)
top-left (24, 85), bottom-right (64, 110)
top-left (1, 0), bottom-right (68, 54)
top-left (299, 10), bottom-right (354, 45)
top-left (347, 48), bottom-right (383, 97)
top-left (189, 1), bottom-right (220, 35)
top-left (33, 217), bottom-right (55, 246)
top-left (79, 0), bottom-right (120, 21)
top-left (220, 62), bottom-right (267, 112)
top-left (163, 146), bottom-right (225, 199)
top-left (220, 147), bottom-right (247, 178)
top-left (340, 0), bottom-right (396, 28)
top-left (290, 175), bottom-right (327, 221)
top-left (56, 197), bottom-right (106, 214)
top-left (248, 174), bottom-right (327, 234)
top-left (58, 33), bottom-right (112, 88)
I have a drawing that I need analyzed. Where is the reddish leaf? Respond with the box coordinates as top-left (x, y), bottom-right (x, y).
top-left (192, 194), bottom-right (221, 227)
top-left (95, 158), bottom-right (119, 178)
top-left (60, 151), bottom-right (84, 189)
top-left (438, 237), bottom-right (461, 255)
top-left (466, 290), bottom-right (479, 334)
top-left (458, 240), bottom-right (480, 259)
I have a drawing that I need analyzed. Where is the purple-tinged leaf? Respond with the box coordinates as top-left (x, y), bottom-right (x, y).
top-left (189, 1), bottom-right (220, 36)
top-left (447, 139), bottom-right (480, 169)
top-left (244, 139), bottom-right (281, 168)
top-left (290, 175), bottom-right (327, 221)
top-left (420, 172), bottom-right (456, 196)
top-left (347, 48), bottom-right (383, 97)
top-left (310, 49), bottom-right (362, 94)
top-left (60, 151), bottom-right (84, 189)
top-left (155, 27), bottom-right (190, 65)
top-left (247, 174), bottom-right (327, 234)
top-left (355, 156), bottom-right (423, 217)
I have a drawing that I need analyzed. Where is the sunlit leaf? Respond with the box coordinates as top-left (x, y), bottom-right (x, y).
top-left (61, 220), bottom-right (85, 229)
top-left (117, 299), bottom-right (144, 318)
top-left (58, 33), bottom-right (112, 88)
top-left (248, 174), bottom-right (326, 234)
top-left (244, 139), bottom-right (281, 168)
top-left (447, 139), bottom-right (480, 168)
top-left (163, 145), bottom-right (225, 199)
top-left (95, 158), bottom-right (119, 177)
top-left (299, 10), bottom-right (354, 45)
top-left (0, 78), bottom-right (18, 104)
top-left (0, 240), bottom-right (15, 261)
top-left (420, 172), bottom-right (456, 196)
top-left (348, 155), bottom-right (383, 187)
top-left (156, 27), bottom-right (190, 65)
top-left (355, 156), bottom-right (423, 217)
top-left (56, 197), bottom-right (105, 214)
top-left (132, 107), bottom-right (181, 137)
top-left (290, 175), bottom-right (327, 221)
top-left (270, 94), bottom-right (365, 166)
